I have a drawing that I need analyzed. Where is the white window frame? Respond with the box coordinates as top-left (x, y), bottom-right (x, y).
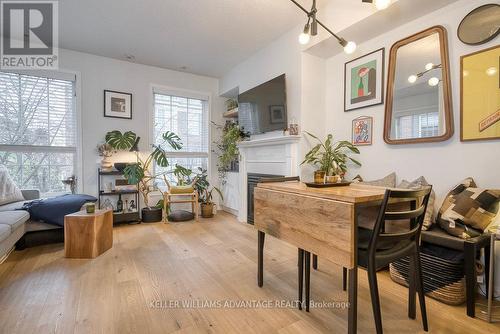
top-left (0, 69), bottom-right (82, 195)
top-left (149, 84), bottom-right (212, 185)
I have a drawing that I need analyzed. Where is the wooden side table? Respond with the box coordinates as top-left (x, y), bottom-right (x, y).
top-left (64, 209), bottom-right (113, 259)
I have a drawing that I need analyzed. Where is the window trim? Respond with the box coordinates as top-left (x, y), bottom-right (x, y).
top-left (149, 84), bottom-right (212, 179)
top-left (0, 69), bottom-right (82, 195)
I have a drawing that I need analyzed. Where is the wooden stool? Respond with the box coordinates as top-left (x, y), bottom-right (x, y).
top-left (64, 209), bottom-right (113, 259)
top-left (163, 178), bottom-right (199, 222)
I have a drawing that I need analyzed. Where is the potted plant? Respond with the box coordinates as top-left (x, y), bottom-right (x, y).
top-left (105, 130), bottom-right (183, 222)
top-left (212, 121), bottom-right (249, 184)
top-left (301, 131), bottom-right (361, 183)
top-left (200, 187), bottom-right (224, 218)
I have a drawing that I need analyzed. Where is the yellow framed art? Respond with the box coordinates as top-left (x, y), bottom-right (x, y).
top-left (461, 45), bottom-right (500, 141)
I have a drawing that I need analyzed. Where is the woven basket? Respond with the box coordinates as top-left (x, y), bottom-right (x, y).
top-left (389, 243), bottom-right (466, 306)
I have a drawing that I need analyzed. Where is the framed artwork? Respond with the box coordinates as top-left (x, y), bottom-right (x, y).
top-left (461, 45), bottom-right (500, 141)
top-left (344, 48), bottom-right (385, 112)
top-left (104, 90), bottom-right (132, 119)
top-left (269, 105), bottom-right (285, 124)
top-left (352, 116), bottom-right (373, 146)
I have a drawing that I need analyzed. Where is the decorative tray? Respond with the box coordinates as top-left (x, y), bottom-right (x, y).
top-left (305, 181), bottom-right (352, 188)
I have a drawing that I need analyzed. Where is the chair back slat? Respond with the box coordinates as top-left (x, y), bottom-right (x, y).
top-left (368, 186), bottom-right (432, 255)
top-left (383, 205), bottom-right (426, 221)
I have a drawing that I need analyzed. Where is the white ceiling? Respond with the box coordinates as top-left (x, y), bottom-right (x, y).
top-left (59, 0), bottom-right (333, 78)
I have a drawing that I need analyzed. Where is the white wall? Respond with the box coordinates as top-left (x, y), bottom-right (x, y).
top-left (325, 0), bottom-right (500, 203)
top-left (57, 49), bottom-right (225, 200)
top-left (324, 0), bottom-right (500, 296)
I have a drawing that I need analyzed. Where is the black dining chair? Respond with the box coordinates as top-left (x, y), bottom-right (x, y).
top-left (303, 187), bottom-right (432, 333)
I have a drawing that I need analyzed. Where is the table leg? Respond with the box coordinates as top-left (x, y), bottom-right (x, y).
top-left (348, 267), bottom-right (358, 334)
top-left (305, 251), bottom-right (311, 312)
top-left (258, 231), bottom-right (265, 287)
top-left (313, 254), bottom-right (318, 270)
top-left (298, 249), bottom-right (304, 310)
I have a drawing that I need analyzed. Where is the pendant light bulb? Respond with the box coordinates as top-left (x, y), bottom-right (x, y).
top-left (374, 0), bottom-right (391, 10)
top-left (343, 41), bottom-right (357, 54)
top-left (408, 75), bottom-right (418, 84)
top-left (299, 23), bottom-right (311, 45)
top-left (428, 77), bottom-right (440, 87)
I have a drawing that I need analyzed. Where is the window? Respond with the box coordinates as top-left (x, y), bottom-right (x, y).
top-left (0, 71), bottom-right (77, 195)
top-left (395, 112), bottom-right (439, 139)
top-left (153, 90), bottom-right (209, 185)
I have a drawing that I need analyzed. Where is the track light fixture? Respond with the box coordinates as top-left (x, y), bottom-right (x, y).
top-left (290, 0), bottom-right (357, 54)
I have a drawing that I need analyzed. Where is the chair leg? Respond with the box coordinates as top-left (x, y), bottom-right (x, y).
top-left (298, 249), bottom-right (304, 310)
top-left (257, 231), bottom-right (265, 287)
top-left (414, 252), bottom-right (428, 332)
top-left (408, 255), bottom-right (416, 320)
top-left (313, 254), bottom-right (318, 270)
top-left (343, 267), bottom-right (347, 291)
top-left (367, 263), bottom-right (383, 334)
top-left (464, 242), bottom-right (476, 317)
top-left (305, 251), bottom-right (311, 312)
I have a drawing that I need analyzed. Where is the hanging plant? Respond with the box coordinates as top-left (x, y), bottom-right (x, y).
top-left (212, 121), bottom-right (249, 184)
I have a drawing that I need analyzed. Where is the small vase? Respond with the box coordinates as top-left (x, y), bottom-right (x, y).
top-left (314, 170), bottom-right (326, 184)
top-left (101, 157), bottom-right (113, 171)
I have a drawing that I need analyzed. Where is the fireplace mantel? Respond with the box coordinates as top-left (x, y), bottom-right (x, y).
top-left (236, 135), bottom-right (301, 223)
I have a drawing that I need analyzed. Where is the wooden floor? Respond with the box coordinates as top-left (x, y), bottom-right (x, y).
top-left (0, 212), bottom-right (498, 334)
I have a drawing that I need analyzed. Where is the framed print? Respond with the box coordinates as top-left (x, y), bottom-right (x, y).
top-left (104, 90), bottom-right (132, 119)
top-left (352, 116), bottom-right (373, 146)
top-left (345, 48), bottom-right (385, 112)
top-left (269, 105), bottom-right (285, 124)
top-left (461, 45), bottom-right (500, 141)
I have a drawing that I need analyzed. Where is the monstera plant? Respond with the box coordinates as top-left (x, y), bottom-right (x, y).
top-left (105, 130), bottom-right (183, 222)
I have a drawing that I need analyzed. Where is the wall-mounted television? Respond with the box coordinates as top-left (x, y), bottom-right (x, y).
top-left (238, 74), bottom-right (287, 135)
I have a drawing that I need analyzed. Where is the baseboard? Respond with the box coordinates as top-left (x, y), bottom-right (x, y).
top-left (220, 205), bottom-right (238, 217)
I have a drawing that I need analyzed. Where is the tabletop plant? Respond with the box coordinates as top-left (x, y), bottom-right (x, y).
top-left (301, 131), bottom-right (361, 181)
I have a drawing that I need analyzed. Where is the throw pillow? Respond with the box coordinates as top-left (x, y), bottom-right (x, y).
top-left (397, 176), bottom-right (436, 231)
top-left (0, 166), bottom-right (24, 206)
top-left (355, 172), bottom-right (396, 188)
top-left (438, 178), bottom-right (500, 239)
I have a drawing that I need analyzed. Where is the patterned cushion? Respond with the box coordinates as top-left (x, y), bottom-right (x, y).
top-left (169, 185), bottom-right (195, 194)
top-left (397, 176), bottom-right (436, 231)
top-left (438, 178), bottom-right (500, 239)
top-left (352, 172), bottom-right (396, 188)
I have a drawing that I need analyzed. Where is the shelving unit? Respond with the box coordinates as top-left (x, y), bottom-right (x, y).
top-left (97, 168), bottom-right (140, 224)
top-left (223, 107), bottom-right (238, 118)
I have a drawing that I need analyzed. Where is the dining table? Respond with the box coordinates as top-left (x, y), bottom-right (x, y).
top-left (253, 181), bottom-right (388, 334)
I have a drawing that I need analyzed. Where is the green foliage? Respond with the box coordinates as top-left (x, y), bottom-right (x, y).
top-left (122, 130), bottom-right (183, 208)
top-left (301, 131), bottom-right (361, 176)
top-left (200, 186), bottom-right (224, 204)
top-left (172, 164), bottom-right (193, 185)
top-left (123, 163), bottom-right (144, 185)
top-left (213, 122), bottom-right (249, 184)
top-left (105, 130), bottom-right (137, 150)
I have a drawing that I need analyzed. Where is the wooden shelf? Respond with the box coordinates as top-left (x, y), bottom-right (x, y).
top-left (99, 170), bottom-right (124, 175)
top-left (99, 190), bottom-right (138, 196)
top-left (223, 108), bottom-right (238, 118)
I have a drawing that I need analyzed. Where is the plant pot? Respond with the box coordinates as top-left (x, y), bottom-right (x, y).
top-left (201, 203), bottom-right (215, 218)
top-left (141, 207), bottom-right (162, 223)
top-left (101, 157), bottom-right (113, 171)
top-left (325, 175), bottom-right (341, 183)
top-left (314, 170), bottom-right (326, 184)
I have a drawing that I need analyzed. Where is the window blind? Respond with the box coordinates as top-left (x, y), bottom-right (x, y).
top-left (0, 71), bottom-right (77, 194)
top-left (153, 91), bottom-right (209, 185)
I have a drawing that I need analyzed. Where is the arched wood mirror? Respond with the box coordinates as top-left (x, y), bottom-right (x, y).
top-left (384, 26), bottom-right (453, 144)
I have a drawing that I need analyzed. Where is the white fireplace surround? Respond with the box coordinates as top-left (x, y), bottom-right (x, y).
top-left (237, 135), bottom-right (301, 223)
